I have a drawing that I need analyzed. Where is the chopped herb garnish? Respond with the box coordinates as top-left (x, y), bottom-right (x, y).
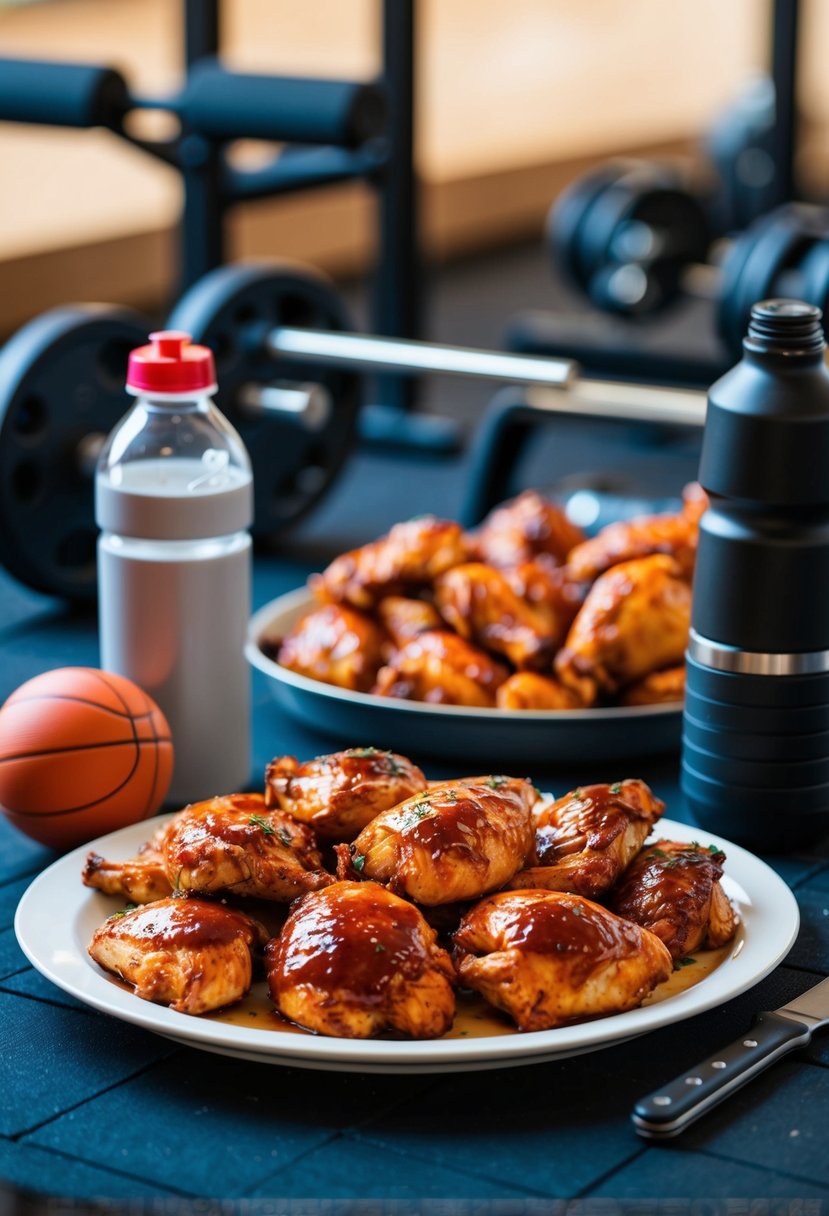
top-left (610, 783), bottom-right (622, 795)
top-left (375, 943), bottom-right (387, 953)
top-left (277, 828), bottom-right (293, 847)
top-left (403, 800), bottom-right (433, 828)
top-left (249, 813), bottom-right (275, 835)
top-left (352, 853), bottom-right (366, 873)
top-left (572, 788), bottom-right (584, 800)
top-left (346, 747), bottom-right (380, 758)
top-left (675, 957), bottom-right (696, 969)
top-left (707, 844), bottom-right (721, 854)
top-left (485, 776), bottom-right (509, 789)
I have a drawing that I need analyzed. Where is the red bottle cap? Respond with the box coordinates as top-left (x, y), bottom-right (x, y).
top-left (126, 331), bottom-right (217, 394)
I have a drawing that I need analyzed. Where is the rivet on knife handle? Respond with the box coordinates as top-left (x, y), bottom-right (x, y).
top-left (631, 1012), bottom-right (813, 1139)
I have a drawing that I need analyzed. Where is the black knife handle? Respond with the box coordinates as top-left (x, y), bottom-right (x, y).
top-left (632, 1011), bottom-right (813, 1139)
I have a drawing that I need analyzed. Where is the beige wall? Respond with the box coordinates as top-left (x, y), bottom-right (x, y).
top-left (0, 0), bottom-right (791, 327)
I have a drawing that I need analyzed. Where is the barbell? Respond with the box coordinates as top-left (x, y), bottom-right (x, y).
top-left (0, 259), bottom-right (710, 602)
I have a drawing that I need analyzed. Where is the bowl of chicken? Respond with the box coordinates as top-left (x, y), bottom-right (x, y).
top-left (247, 489), bottom-right (702, 763)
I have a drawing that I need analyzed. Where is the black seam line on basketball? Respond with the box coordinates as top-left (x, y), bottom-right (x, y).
top-left (0, 737), bottom-right (173, 763)
top-left (93, 669), bottom-right (142, 762)
top-left (5, 739), bottom-right (175, 817)
top-left (5, 695), bottom-right (159, 723)
top-left (90, 668), bottom-right (144, 720)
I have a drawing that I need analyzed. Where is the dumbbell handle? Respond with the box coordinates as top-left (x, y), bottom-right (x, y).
top-left (267, 326), bottom-right (706, 427)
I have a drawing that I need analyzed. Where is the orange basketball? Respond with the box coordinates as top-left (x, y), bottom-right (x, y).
top-left (0, 667), bottom-right (174, 850)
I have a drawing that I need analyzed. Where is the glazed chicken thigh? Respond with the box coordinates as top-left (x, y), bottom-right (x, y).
top-left (266, 747), bottom-right (427, 841)
top-left (267, 881), bottom-right (456, 1038)
top-left (565, 493), bottom-right (702, 583)
top-left (276, 602), bottom-right (387, 692)
top-left (163, 793), bottom-right (333, 901)
top-left (83, 825), bottom-right (173, 904)
top-left (311, 516), bottom-right (469, 609)
top-left (496, 671), bottom-right (583, 710)
top-left (454, 889), bottom-right (672, 1031)
top-left (340, 777), bottom-right (537, 904)
top-left (372, 629), bottom-right (509, 706)
top-left (434, 562), bottom-right (557, 670)
top-left (473, 490), bottom-right (585, 567)
top-left (610, 840), bottom-right (738, 960)
top-left (88, 897), bottom-right (267, 1014)
top-left (554, 555), bottom-right (692, 704)
top-left (509, 779), bottom-right (665, 895)
top-left (376, 596), bottom-right (443, 646)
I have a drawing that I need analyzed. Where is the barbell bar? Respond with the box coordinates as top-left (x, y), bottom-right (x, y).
top-left (265, 323), bottom-right (706, 427)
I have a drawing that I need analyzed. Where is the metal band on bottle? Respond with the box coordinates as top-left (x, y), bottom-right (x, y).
top-left (688, 629), bottom-right (829, 676)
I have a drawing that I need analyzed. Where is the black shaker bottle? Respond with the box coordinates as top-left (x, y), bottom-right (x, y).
top-left (681, 299), bottom-right (829, 851)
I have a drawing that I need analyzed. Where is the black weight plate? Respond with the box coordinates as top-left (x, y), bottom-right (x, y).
top-left (168, 260), bottom-right (361, 545)
top-left (547, 163), bottom-right (627, 290)
top-left (577, 164), bottom-right (680, 282)
top-left (798, 236), bottom-right (829, 320)
top-left (0, 305), bottom-right (151, 602)
top-left (717, 205), bottom-right (815, 356)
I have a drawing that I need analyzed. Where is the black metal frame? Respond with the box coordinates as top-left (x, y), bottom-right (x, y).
top-left (0, 0), bottom-right (459, 447)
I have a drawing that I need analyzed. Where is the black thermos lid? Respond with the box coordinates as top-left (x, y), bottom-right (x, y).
top-left (699, 299), bottom-right (829, 506)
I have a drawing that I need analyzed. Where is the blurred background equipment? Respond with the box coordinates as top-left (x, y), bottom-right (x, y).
top-left (0, 0), bottom-right (820, 598)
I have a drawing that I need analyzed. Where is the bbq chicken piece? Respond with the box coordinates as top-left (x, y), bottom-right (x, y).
top-left (504, 557), bottom-right (586, 642)
top-left (267, 881), bottom-right (455, 1039)
top-left (453, 889), bottom-right (672, 1031)
top-left (610, 839), bottom-right (738, 961)
top-left (554, 555), bottom-right (692, 705)
top-left (266, 747), bottom-right (427, 842)
top-left (162, 793), bottom-right (333, 901)
top-left (372, 629), bottom-right (509, 707)
top-left (496, 672), bottom-right (584, 710)
top-left (310, 516), bottom-right (469, 610)
top-left (621, 665), bottom-right (685, 706)
top-left (339, 777), bottom-right (537, 905)
top-left (376, 596), bottom-right (443, 646)
top-left (277, 602), bottom-right (387, 693)
top-left (83, 825), bottom-right (173, 904)
top-left (566, 504), bottom-right (700, 584)
top-left (473, 490), bottom-right (585, 568)
top-left (434, 562), bottom-right (556, 670)
top-left (508, 779), bottom-right (665, 895)
top-left (88, 897), bottom-right (267, 1015)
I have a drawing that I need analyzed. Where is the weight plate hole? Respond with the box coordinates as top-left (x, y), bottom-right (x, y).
top-left (233, 303), bottom-right (260, 329)
top-left (97, 339), bottom-right (134, 390)
top-left (55, 528), bottom-right (98, 569)
top-left (278, 294), bottom-right (317, 328)
top-left (13, 395), bottom-right (47, 438)
top-left (12, 460), bottom-right (42, 504)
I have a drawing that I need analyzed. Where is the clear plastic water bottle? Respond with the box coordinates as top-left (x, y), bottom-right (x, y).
top-left (95, 331), bottom-right (253, 805)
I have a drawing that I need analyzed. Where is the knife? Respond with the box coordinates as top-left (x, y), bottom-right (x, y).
top-left (632, 975), bottom-right (829, 1139)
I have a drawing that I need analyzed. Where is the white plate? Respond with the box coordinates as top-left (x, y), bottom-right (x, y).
top-left (246, 589), bottom-right (683, 764)
top-left (15, 815), bottom-right (799, 1073)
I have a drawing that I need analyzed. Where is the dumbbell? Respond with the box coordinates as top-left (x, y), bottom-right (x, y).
top-left (550, 160), bottom-right (713, 316)
top-left (549, 162), bottom-right (829, 358)
top-left (0, 267), bottom-right (362, 601)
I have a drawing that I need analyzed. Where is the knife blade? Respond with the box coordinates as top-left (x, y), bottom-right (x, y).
top-left (632, 974), bottom-right (829, 1139)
